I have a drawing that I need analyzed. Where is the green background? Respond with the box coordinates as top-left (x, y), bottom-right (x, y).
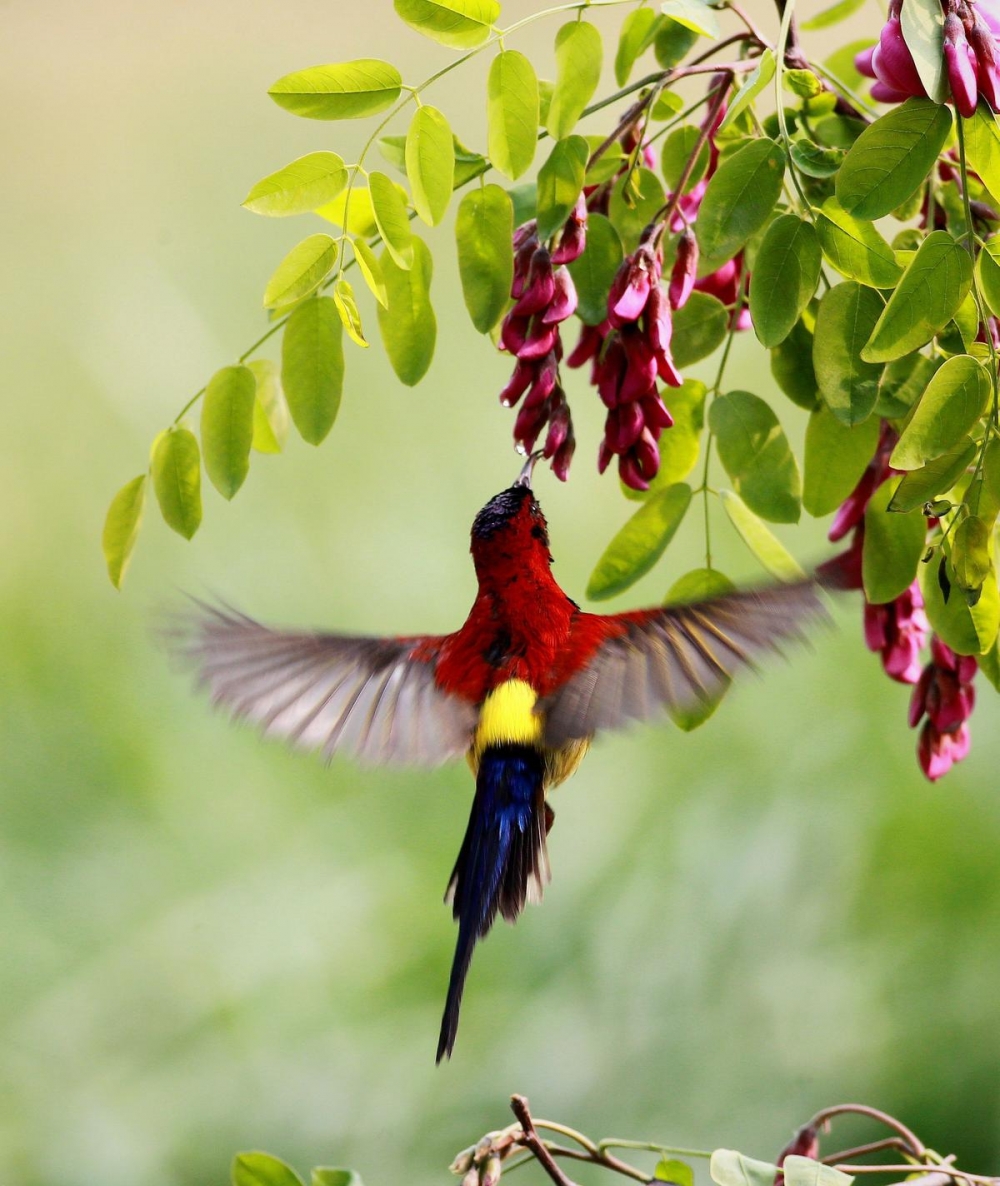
top-left (5, 2), bottom-right (999, 1184)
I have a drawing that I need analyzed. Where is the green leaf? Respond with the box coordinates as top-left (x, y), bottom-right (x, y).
top-left (718, 50), bottom-right (776, 133)
top-left (315, 185), bottom-right (378, 237)
top-left (249, 359), bottom-right (289, 453)
top-left (975, 238), bottom-right (1000, 317)
top-left (655, 1158), bottom-right (697, 1186)
top-left (312, 1171), bottom-right (362, 1186)
top-left (232, 1152), bottom-right (304, 1186)
top-left (813, 281), bottom-right (884, 424)
top-left (333, 278), bottom-right (368, 348)
top-left (782, 1158), bottom-right (854, 1186)
top-left (659, 0), bottom-right (719, 38)
top-left (456, 185), bottom-right (513, 332)
top-left (978, 634), bottom-right (1000, 688)
top-left (814, 112), bottom-right (867, 149)
top-left (709, 390), bottom-right (801, 523)
top-left (696, 138), bottom-right (786, 262)
top-left (654, 18), bottom-right (700, 68)
top-left (547, 21), bottom-right (603, 139)
top-left (836, 98), bottom-right (952, 219)
top-left (584, 137), bottom-right (627, 185)
top-left (651, 89), bottom-right (686, 120)
top-left (784, 68), bottom-right (823, 98)
top-left (102, 475), bottom-right (146, 589)
top-left (824, 40), bottom-right (876, 96)
top-left (789, 138), bottom-right (844, 178)
top-left (862, 232), bottom-right (972, 362)
top-left (801, 0), bottom-right (865, 30)
top-left (567, 211), bottom-right (622, 326)
top-left (710, 1150), bottom-right (781, 1186)
top-left (152, 427), bottom-right (202, 540)
top-left (487, 51), bottom-right (539, 181)
top-left (268, 60), bottom-right (402, 120)
top-left (876, 353), bottom-right (940, 418)
top-left (369, 171), bottom-right (414, 270)
top-left (952, 515), bottom-right (992, 591)
top-left (890, 354), bottom-right (991, 469)
top-left (771, 318), bottom-right (819, 410)
top-left (586, 483), bottom-right (692, 600)
top-left (351, 237), bottom-right (388, 308)
top-left (281, 297), bottom-right (344, 445)
top-left (615, 8), bottom-right (662, 85)
top-left (661, 125), bottom-right (711, 192)
top-left (452, 135), bottom-right (488, 186)
top-left (394, 0), bottom-right (499, 48)
top-left (535, 135), bottom-right (589, 240)
top-left (201, 364), bottom-right (256, 499)
top-left (671, 291), bottom-right (728, 367)
top-left (922, 551), bottom-right (1000, 653)
top-left (262, 234), bottom-right (338, 308)
top-left (608, 167), bottom-right (666, 252)
top-left (718, 491), bottom-right (805, 579)
top-left (862, 477), bottom-right (927, 603)
top-left (963, 104), bottom-right (1000, 201)
top-left (749, 214), bottom-right (821, 348)
top-left (622, 379), bottom-right (706, 500)
top-left (803, 406), bottom-right (881, 517)
top-left (405, 105), bottom-right (454, 226)
top-left (378, 236), bottom-right (436, 385)
top-left (889, 437), bottom-right (976, 512)
top-left (815, 197), bottom-right (903, 287)
top-left (899, 0), bottom-right (946, 100)
top-left (243, 152), bottom-right (348, 217)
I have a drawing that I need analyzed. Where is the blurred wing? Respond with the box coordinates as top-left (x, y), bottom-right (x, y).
top-left (541, 581), bottom-right (827, 746)
top-left (168, 601), bottom-right (477, 766)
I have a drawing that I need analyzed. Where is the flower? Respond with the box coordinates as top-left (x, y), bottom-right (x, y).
top-left (910, 637), bottom-right (978, 779)
top-left (864, 580), bottom-right (929, 683)
top-left (774, 1125), bottom-right (820, 1186)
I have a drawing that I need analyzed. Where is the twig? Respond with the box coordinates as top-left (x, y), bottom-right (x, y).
top-left (821, 1139), bottom-right (914, 1165)
top-left (511, 1096), bottom-right (581, 1186)
top-left (807, 1105), bottom-right (926, 1160)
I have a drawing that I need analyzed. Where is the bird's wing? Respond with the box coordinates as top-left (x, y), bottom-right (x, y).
top-left (540, 580), bottom-right (827, 747)
top-left (167, 601), bottom-right (478, 766)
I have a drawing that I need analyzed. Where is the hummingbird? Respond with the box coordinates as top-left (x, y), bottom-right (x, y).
top-left (173, 454), bottom-right (825, 1061)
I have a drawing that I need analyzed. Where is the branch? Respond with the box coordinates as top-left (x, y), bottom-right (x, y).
top-left (510, 1097), bottom-right (581, 1186)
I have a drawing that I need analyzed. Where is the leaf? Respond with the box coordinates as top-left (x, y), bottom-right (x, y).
top-left (899, 0), bottom-right (946, 100)
top-left (890, 354), bottom-right (992, 468)
top-left (608, 167), bottom-right (666, 252)
top-left (655, 1158), bottom-right (697, 1186)
top-left (710, 1150), bottom-right (782, 1186)
top-left (262, 234), bottom-right (338, 308)
top-left (567, 212), bottom-right (623, 326)
top-left (824, 39), bottom-right (876, 95)
top-left (975, 238), bottom-right (1000, 317)
top-left (102, 475), bottom-right (146, 589)
top-left (801, 0), bottom-right (865, 30)
top-left (952, 515), bottom-right (992, 591)
top-left (815, 197), bottom-right (903, 287)
top-left (659, 0), bottom-right (719, 38)
top-left (922, 550), bottom-right (1000, 653)
top-left (654, 18), bottom-right (699, 68)
top-left (393, 0), bottom-right (499, 48)
top-left (281, 297), bottom-right (344, 445)
top-left (378, 236), bottom-right (436, 385)
top-left (862, 232), bottom-right (972, 362)
top-left (243, 152), bottom-right (348, 217)
top-left (369, 171), bottom-right (414, 270)
top-left (978, 634), bottom-right (1000, 688)
top-left (268, 60), bottom-right (402, 120)
top-left (535, 135), bottom-right (589, 240)
top-left (803, 405), bottom-right (881, 517)
top-left (232, 1152), bottom-right (304, 1186)
top-left (782, 1159), bottom-right (854, 1186)
top-left (671, 292), bottom-right (728, 367)
top-left (862, 477), bottom-right (927, 603)
top-left (351, 237), bottom-right (388, 308)
top-left (586, 483), bottom-right (692, 600)
top-left (876, 353), bottom-right (940, 418)
top-left (315, 185), bottom-right (378, 237)
top-left (249, 359), bottom-right (289, 453)
top-left (615, 8), bottom-right (662, 85)
top-left (661, 125), bottom-right (711, 192)
top-left (813, 281), bottom-right (884, 425)
top-left (888, 437), bottom-right (977, 512)
top-left (405, 105), bottom-right (454, 226)
top-left (152, 427), bottom-right (202, 539)
top-left (487, 51), bottom-right (539, 181)
top-left (622, 379), bottom-right (706, 500)
top-left (771, 318), bottom-right (819, 410)
top-left (709, 390), bottom-right (801, 523)
top-left (312, 1172), bottom-right (362, 1186)
top-left (201, 364), bottom-right (257, 499)
top-left (748, 214), bottom-right (821, 348)
top-left (456, 186), bottom-right (513, 332)
top-left (789, 138), bottom-right (844, 178)
top-left (696, 138), bottom-right (786, 262)
top-left (718, 50), bottom-right (776, 133)
top-left (547, 21), bottom-right (603, 140)
top-left (962, 104), bottom-right (1000, 201)
top-left (719, 491), bottom-right (804, 579)
top-left (333, 278), bottom-right (368, 348)
top-left (836, 98), bottom-right (952, 219)
top-left (452, 135), bottom-right (488, 186)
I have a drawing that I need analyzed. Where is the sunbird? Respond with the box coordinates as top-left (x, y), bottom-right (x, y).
top-left (174, 455), bottom-right (825, 1061)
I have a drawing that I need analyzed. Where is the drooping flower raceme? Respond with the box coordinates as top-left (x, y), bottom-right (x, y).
top-left (909, 638), bottom-right (978, 780)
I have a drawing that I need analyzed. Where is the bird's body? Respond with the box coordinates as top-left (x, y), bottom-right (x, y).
top-left (173, 466), bottom-right (825, 1061)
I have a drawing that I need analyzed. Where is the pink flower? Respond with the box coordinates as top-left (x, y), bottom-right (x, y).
top-left (909, 636), bottom-right (978, 780)
top-left (864, 580), bottom-right (929, 683)
top-left (669, 230), bottom-right (698, 310)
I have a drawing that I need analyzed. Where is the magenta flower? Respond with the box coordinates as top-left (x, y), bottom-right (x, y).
top-left (864, 580), bottom-right (929, 683)
top-left (669, 230), bottom-right (698, 310)
top-left (909, 637), bottom-right (977, 780)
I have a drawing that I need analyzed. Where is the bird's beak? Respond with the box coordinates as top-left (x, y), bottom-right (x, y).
top-left (515, 450), bottom-right (543, 489)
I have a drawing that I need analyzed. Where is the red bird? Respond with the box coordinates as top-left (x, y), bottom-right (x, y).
top-left (174, 456), bottom-right (825, 1061)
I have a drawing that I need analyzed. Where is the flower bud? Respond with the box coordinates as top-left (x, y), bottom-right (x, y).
top-left (481, 1156), bottom-right (503, 1186)
top-left (669, 231), bottom-right (699, 310)
top-left (451, 1150), bottom-right (477, 1176)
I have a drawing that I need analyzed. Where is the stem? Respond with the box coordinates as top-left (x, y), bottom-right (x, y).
top-left (806, 1105), bottom-right (925, 1159)
top-left (773, 0), bottom-right (811, 216)
top-left (821, 1139), bottom-right (914, 1165)
top-left (652, 76), bottom-right (731, 228)
top-left (598, 1139), bottom-right (713, 1159)
top-left (511, 1096), bottom-right (581, 1186)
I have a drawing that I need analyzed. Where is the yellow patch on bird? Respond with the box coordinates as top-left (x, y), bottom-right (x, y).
top-left (475, 679), bottom-right (544, 751)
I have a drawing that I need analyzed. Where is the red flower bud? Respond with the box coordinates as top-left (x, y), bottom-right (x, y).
top-left (669, 231), bottom-right (699, 310)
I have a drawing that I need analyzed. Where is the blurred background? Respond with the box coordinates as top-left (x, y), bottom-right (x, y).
top-left (4, 1), bottom-right (1000, 1184)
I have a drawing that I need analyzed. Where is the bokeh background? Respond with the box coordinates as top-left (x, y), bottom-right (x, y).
top-left (5, 2), bottom-right (1000, 1184)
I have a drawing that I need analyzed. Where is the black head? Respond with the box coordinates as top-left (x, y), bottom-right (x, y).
top-left (469, 456), bottom-right (552, 572)
top-left (472, 483), bottom-right (539, 541)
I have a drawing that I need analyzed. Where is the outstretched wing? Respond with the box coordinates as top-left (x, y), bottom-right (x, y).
top-left (168, 601), bottom-right (477, 766)
top-left (540, 580), bottom-right (827, 747)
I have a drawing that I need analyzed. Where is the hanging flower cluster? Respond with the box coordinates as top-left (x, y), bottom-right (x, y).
top-left (910, 638), bottom-right (979, 780)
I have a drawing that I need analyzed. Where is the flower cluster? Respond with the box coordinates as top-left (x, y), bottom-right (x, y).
top-left (910, 638), bottom-right (978, 779)
top-left (498, 198), bottom-right (586, 480)
top-left (856, 0), bottom-right (1000, 117)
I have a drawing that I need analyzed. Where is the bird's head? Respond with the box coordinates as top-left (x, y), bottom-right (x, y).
top-left (470, 453), bottom-right (552, 577)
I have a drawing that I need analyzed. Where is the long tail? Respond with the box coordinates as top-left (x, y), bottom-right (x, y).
top-left (436, 744), bottom-right (552, 1063)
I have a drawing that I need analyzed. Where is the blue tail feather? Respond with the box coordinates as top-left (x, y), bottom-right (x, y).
top-left (436, 744), bottom-right (549, 1063)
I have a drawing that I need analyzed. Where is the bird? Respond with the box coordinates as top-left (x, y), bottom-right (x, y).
top-left (170, 453), bottom-right (826, 1062)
